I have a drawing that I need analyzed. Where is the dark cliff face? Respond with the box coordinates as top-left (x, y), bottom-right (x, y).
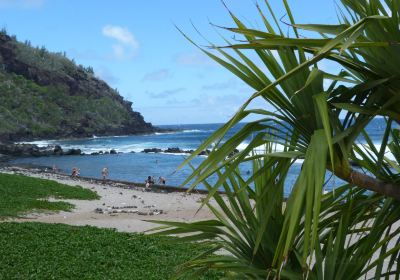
top-left (0, 33), bottom-right (155, 142)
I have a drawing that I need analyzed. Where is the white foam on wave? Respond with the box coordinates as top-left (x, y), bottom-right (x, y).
top-left (236, 142), bottom-right (249, 152)
top-left (182, 129), bottom-right (204, 133)
top-left (154, 129), bottom-right (205, 135)
top-left (154, 132), bottom-right (176, 135)
top-left (17, 140), bottom-right (55, 147)
top-left (236, 141), bottom-right (305, 164)
top-left (237, 141), bottom-right (397, 165)
top-left (355, 143), bottom-right (396, 162)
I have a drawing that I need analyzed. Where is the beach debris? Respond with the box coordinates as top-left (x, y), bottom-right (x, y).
top-left (94, 208), bottom-right (104, 214)
top-left (119, 192), bottom-right (123, 195)
top-left (151, 209), bottom-right (163, 215)
top-left (111, 206), bottom-right (137, 209)
top-left (141, 200), bottom-right (145, 204)
top-left (94, 206), bottom-right (139, 215)
top-left (132, 195), bottom-right (137, 199)
top-left (92, 208), bottom-right (168, 216)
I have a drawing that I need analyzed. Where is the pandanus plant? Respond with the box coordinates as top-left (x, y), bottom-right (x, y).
top-left (150, 0), bottom-right (400, 278)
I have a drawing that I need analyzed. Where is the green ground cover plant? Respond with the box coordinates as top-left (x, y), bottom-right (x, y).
top-left (0, 222), bottom-right (220, 280)
top-left (0, 173), bottom-right (99, 218)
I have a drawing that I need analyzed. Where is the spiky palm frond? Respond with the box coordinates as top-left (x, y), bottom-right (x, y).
top-left (151, 0), bottom-right (400, 278)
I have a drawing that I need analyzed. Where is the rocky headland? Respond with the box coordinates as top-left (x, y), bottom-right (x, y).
top-left (0, 31), bottom-right (158, 143)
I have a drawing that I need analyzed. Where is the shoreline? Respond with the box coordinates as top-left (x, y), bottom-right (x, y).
top-left (0, 165), bottom-right (218, 233)
top-left (0, 126), bottom-right (177, 144)
top-left (0, 164), bottom-right (217, 194)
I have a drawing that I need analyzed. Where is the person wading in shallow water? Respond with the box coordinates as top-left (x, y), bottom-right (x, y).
top-left (101, 167), bottom-right (109, 181)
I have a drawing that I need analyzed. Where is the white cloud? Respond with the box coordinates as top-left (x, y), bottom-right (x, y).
top-left (147, 88), bottom-right (185, 99)
top-left (142, 69), bottom-right (171, 82)
top-left (102, 25), bottom-right (138, 48)
top-left (175, 52), bottom-right (215, 66)
top-left (102, 25), bottom-right (139, 60)
top-left (202, 78), bottom-right (238, 91)
top-left (0, 0), bottom-right (44, 8)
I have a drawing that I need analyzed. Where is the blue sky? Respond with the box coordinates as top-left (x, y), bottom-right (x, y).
top-left (0, 0), bottom-right (339, 125)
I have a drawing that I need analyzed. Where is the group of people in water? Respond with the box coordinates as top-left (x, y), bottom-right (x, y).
top-left (145, 175), bottom-right (166, 189)
top-left (67, 166), bottom-right (166, 187)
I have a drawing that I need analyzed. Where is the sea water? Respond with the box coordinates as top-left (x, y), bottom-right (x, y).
top-left (12, 118), bottom-right (390, 196)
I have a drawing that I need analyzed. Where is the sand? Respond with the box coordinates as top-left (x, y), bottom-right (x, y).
top-left (0, 166), bottom-right (216, 233)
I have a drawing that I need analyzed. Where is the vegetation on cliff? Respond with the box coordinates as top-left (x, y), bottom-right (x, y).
top-left (0, 30), bottom-right (155, 142)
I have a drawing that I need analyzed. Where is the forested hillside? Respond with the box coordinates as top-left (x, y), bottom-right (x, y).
top-left (0, 30), bottom-right (155, 142)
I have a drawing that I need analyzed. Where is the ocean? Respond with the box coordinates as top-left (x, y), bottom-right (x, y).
top-left (12, 118), bottom-right (389, 196)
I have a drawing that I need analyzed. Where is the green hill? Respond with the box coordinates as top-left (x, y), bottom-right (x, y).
top-left (0, 30), bottom-right (155, 142)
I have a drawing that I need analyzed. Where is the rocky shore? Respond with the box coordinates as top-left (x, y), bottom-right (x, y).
top-left (0, 143), bottom-right (239, 158)
top-left (0, 143), bottom-right (82, 157)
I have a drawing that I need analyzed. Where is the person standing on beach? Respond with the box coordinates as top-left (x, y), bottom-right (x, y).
top-left (145, 175), bottom-right (155, 190)
top-left (71, 167), bottom-right (79, 178)
top-left (158, 176), bottom-right (166, 185)
top-left (146, 176), bottom-right (154, 185)
top-left (102, 167), bottom-right (109, 180)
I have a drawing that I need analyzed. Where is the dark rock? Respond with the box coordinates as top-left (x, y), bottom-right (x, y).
top-left (0, 143), bottom-right (52, 157)
top-left (164, 147), bottom-right (184, 153)
top-left (142, 148), bottom-right (162, 153)
top-left (63, 148), bottom-right (81, 155)
top-left (228, 149), bottom-right (240, 158)
top-left (53, 145), bottom-right (63, 155)
top-left (110, 149), bottom-right (117, 154)
top-left (198, 149), bottom-right (211, 156)
top-left (91, 152), bottom-right (99, 155)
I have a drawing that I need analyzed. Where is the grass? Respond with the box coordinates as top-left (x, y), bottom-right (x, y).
top-left (0, 173), bottom-right (99, 218)
top-left (0, 173), bottom-right (220, 279)
top-left (0, 222), bottom-right (220, 280)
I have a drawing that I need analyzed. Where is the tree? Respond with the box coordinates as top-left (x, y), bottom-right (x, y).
top-left (151, 0), bottom-right (400, 278)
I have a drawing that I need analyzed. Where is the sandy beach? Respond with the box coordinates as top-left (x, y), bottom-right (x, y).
top-left (0, 166), bottom-right (215, 233)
